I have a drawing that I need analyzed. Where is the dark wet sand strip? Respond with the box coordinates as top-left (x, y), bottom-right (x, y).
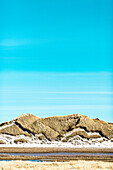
top-left (0, 147), bottom-right (113, 153)
top-left (0, 154), bottom-right (113, 162)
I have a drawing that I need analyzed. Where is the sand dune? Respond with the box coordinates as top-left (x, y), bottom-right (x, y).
top-left (0, 113), bottom-right (113, 147)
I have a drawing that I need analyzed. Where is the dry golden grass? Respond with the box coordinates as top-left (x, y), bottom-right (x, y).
top-left (0, 160), bottom-right (113, 170)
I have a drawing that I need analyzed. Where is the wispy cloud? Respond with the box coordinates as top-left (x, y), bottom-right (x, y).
top-left (0, 39), bottom-right (31, 47)
top-left (1, 71), bottom-right (113, 77)
top-left (0, 105), bottom-right (113, 111)
top-left (0, 38), bottom-right (58, 47)
top-left (0, 89), bottom-right (113, 95)
top-left (43, 91), bottom-right (113, 94)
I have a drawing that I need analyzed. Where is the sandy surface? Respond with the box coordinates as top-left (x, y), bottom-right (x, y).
top-left (0, 160), bottom-right (113, 170)
top-left (0, 147), bottom-right (113, 153)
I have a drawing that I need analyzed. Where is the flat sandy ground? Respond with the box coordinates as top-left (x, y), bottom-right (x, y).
top-left (0, 147), bottom-right (113, 153)
top-left (0, 160), bottom-right (113, 170)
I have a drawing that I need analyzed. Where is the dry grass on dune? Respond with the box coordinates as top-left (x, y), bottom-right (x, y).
top-left (0, 160), bottom-right (113, 170)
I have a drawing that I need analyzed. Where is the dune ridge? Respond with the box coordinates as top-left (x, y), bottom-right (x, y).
top-left (0, 113), bottom-right (113, 146)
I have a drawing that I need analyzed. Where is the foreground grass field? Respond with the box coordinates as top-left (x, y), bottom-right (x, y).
top-left (0, 160), bottom-right (113, 170)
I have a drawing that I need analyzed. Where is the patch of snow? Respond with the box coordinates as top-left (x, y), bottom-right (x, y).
top-left (0, 141), bottom-right (113, 149)
top-left (0, 123), bottom-right (14, 130)
top-left (86, 132), bottom-right (100, 136)
top-left (111, 138), bottom-right (113, 142)
top-left (65, 128), bottom-right (100, 138)
top-left (65, 128), bottom-right (84, 137)
top-left (0, 133), bottom-right (113, 148)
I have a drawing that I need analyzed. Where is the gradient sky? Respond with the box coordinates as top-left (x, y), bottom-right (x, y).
top-left (0, 0), bottom-right (113, 122)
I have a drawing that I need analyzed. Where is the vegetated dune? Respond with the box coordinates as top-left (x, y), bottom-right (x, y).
top-left (0, 113), bottom-right (113, 146)
top-left (0, 160), bottom-right (113, 170)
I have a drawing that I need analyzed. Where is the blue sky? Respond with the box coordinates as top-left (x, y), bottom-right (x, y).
top-left (0, 0), bottom-right (113, 122)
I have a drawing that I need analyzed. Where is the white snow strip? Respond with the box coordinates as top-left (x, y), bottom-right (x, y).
top-left (65, 128), bottom-right (100, 137)
top-left (0, 132), bottom-right (113, 149)
top-left (0, 123), bottom-right (14, 130)
top-left (0, 142), bottom-right (113, 148)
